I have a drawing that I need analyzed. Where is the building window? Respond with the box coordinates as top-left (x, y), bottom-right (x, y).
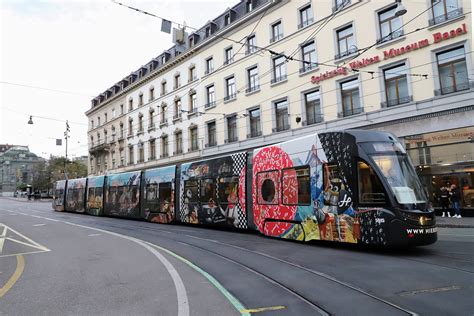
top-left (206, 57), bottom-right (214, 74)
top-left (138, 114), bottom-right (144, 134)
top-left (189, 66), bottom-right (196, 82)
top-left (274, 100), bottom-right (289, 132)
top-left (272, 55), bottom-right (287, 84)
top-left (174, 99), bottom-right (182, 120)
top-left (271, 21), bottom-right (283, 43)
top-left (120, 149), bottom-right (124, 166)
top-left (129, 99), bottom-right (134, 111)
top-left (227, 115), bottom-right (238, 143)
top-left (161, 103), bottom-right (167, 124)
top-left (206, 85), bottom-right (215, 108)
top-left (246, 35), bottom-right (257, 54)
top-left (111, 126), bottom-right (116, 141)
top-left (225, 47), bottom-right (234, 65)
top-left (246, 0), bottom-right (253, 12)
top-left (247, 66), bottom-right (259, 93)
top-left (336, 24), bottom-right (356, 60)
top-left (190, 127), bottom-right (198, 151)
top-left (249, 108), bottom-right (261, 138)
top-left (175, 131), bottom-right (183, 154)
top-left (139, 93), bottom-right (144, 106)
top-left (378, 6), bottom-right (403, 43)
top-left (149, 139), bottom-right (156, 160)
top-left (300, 41), bottom-right (317, 73)
top-left (205, 26), bottom-right (211, 37)
top-left (98, 117), bottom-right (101, 126)
top-left (224, 14), bottom-right (231, 26)
top-left (161, 136), bottom-right (169, 157)
top-left (161, 81), bottom-right (167, 96)
top-left (119, 123), bottom-right (124, 138)
top-left (383, 63), bottom-right (410, 107)
top-left (189, 93), bottom-right (197, 114)
top-left (341, 78), bottom-right (362, 117)
top-left (225, 76), bottom-right (236, 101)
top-left (128, 146), bottom-right (134, 165)
top-left (149, 109), bottom-right (155, 129)
top-left (91, 120), bottom-right (94, 129)
top-left (207, 121), bottom-right (216, 147)
top-left (104, 113), bottom-right (108, 123)
top-left (112, 108), bottom-right (116, 118)
top-left (430, 0), bottom-right (462, 26)
top-left (333, 0), bottom-right (351, 12)
top-left (174, 74), bottom-right (181, 90)
top-left (299, 5), bottom-right (313, 29)
top-left (149, 87), bottom-right (155, 101)
top-left (437, 47), bottom-right (469, 95)
top-left (128, 119), bottom-right (133, 136)
top-left (138, 143), bottom-right (144, 163)
top-left (304, 90), bottom-right (322, 125)
top-left (120, 104), bottom-right (124, 115)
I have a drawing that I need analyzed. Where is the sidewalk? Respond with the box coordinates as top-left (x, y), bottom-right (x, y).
top-left (436, 216), bottom-right (474, 228)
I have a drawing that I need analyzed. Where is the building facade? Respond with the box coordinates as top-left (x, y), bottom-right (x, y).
top-left (86, 0), bottom-right (473, 209)
top-left (0, 146), bottom-right (43, 196)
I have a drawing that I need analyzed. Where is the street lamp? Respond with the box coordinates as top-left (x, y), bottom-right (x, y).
top-left (27, 116), bottom-right (71, 180)
top-left (395, 0), bottom-right (407, 17)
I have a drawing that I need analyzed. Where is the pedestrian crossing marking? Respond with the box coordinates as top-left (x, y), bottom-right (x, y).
top-left (0, 223), bottom-right (50, 257)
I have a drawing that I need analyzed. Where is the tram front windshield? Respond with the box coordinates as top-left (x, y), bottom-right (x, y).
top-left (366, 142), bottom-right (427, 206)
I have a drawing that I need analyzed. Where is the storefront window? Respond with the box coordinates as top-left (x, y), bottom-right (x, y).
top-left (404, 127), bottom-right (474, 209)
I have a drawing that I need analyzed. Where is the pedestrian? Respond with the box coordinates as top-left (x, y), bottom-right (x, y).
top-left (439, 186), bottom-right (450, 217)
top-left (450, 184), bottom-right (461, 218)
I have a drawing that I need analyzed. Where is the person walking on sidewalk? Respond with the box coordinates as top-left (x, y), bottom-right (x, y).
top-left (439, 186), bottom-right (451, 217)
top-left (450, 184), bottom-right (462, 218)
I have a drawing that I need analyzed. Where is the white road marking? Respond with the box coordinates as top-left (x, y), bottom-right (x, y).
top-left (6, 211), bottom-right (190, 316)
top-left (0, 224), bottom-right (50, 252)
top-left (0, 225), bottom-right (7, 254)
top-left (33, 224), bottom-right (46, 227)
top-left (87, 233), bottom-right (101, 237)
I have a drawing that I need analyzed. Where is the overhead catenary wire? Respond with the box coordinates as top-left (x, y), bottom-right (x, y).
top-left (99, 48), bottom-right (473, 140)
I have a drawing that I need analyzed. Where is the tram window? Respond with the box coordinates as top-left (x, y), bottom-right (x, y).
top-left (257, 170), bottom-right (279, 205)
top-left (184, 180), bottom-right (199, 203)
top-left (282, 167), bottom-right (311, 205)
top-left (218, 177), bottom-right (239, 203)
top-left (358, 161), bottom-right (386, 204)
top-left (158, 182), bottom-right (172, 203)
top-left (146, 183), bottom-right (158, 200)
top-left (200, 178), bottom-right (216, 204)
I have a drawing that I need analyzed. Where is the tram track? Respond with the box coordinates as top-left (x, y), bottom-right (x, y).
top-left (90, 220), bottom-right (418, 315)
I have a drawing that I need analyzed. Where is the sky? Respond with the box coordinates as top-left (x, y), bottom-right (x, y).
top-left (0, 0), bottom-right (235, 159)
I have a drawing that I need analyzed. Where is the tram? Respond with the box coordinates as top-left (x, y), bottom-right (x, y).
top-left (52, 131), bottom-right (437, 246)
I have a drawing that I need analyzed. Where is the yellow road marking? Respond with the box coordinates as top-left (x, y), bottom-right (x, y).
top-left (0, 255), bottom-right (25, 298)
top-left (240, 306), bottom-right (286, 313)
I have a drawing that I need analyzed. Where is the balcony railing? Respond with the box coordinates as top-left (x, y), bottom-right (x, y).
top-left (224, 93), bottom-right (236, 102)
top-left (304, 116), bottom-right (324, 126)
top-left (299, 62), bottom-right (319, 74)
top-left (224, 137), bottom-right (238, 143)
top-left (247, 130), bottom-right (262, 138)
top-left (148, 123), bottom-right (156, 131)
top-left (335, 46), bottom-right (358, 60)
top-left (377, 30), bottom-right (404, 44)
top-left (204, 68), bottom-right (214, 75)
top-left (173, 113), bottom-right (182, 121)
top-left (338, 106), bottom-right (364, 118)
top-left (434, 82), bottom-right (471, 96)
top-left (205, 141), bottom-right (217, 148)
top-left (245, 85), bottom-right (260, 93)
top-left (381, 95), bottom-right (413, 107)
top-left (429, 8), bottom-right (463, 26)
top-left (298, 17), bottom-right (314, 29)
top-left (188, 107), bottom-right (198, 116)
top-left (137, 128), bottom-right (144, 135)
top-left (204, 101), bottom-right (216, 109)
top-left (272, 124), bottom-right (290, 133)
top-left (271, 74), bottom-right (287, 84)
top-left (270, 33), bottom-right (283, 43)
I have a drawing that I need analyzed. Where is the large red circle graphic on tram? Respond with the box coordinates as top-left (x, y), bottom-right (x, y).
top-left (252, 146), bottom-right (296, 236)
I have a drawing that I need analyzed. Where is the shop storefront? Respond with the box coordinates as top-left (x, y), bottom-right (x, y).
top-left (403, 127), bottom-right (474, 213)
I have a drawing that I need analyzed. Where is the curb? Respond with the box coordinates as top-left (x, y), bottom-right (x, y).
top-left (437, 224), bottom-right (474, 228)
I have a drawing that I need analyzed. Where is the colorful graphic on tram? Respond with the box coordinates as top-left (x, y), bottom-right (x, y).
top-left (143, 166), bottom-right (176, 223)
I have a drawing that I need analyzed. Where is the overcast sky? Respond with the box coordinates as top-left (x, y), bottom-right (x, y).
top-left (0, 0), bottom-right (235, 159)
